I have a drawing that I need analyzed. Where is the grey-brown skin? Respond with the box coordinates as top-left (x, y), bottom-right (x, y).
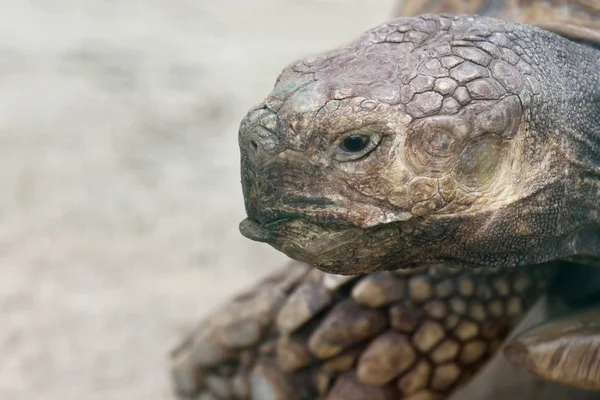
top-left (238, 15), bottom-right (600, 275)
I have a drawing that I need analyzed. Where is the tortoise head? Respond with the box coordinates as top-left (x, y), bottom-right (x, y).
top-left (238, 15), bottom-right (600, 274)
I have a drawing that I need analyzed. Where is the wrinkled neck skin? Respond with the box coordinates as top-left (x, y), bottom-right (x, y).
top-left (239, 15), bottom-right (600, 275)
top-left (255, 173), bottom-right (600, 275)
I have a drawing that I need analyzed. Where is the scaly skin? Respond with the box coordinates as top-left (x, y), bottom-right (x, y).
top-left (238, 15), bottom-right (600, 275)
top-left (171, 262), bottom-right (553, 400)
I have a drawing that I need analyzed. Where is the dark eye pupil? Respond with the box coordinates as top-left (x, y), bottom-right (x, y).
top-left (341, 135), bottom-right (369, 152)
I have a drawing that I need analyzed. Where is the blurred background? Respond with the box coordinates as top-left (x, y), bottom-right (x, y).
top-left (0, 1), bottom-right (397, 399)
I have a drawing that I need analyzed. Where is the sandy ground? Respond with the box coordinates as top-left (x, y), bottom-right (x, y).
top-left (0, 1), bottom-right (397, 399)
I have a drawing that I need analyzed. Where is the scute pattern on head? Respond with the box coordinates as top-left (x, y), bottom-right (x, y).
top-left (267, 14), bottom-right (553, 217)
top-left (238, 14), bottom-right (600, 274)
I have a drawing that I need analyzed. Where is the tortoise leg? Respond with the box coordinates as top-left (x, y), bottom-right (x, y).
top-left (504, 306), bottom-right (600, 391)
top-left (170, 262), bottom-right (551, 399)
top-left (453, 296), bottom-right (600, 399)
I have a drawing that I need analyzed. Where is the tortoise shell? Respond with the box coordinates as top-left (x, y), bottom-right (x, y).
top-left (395, 0), bottom-right (600, 45)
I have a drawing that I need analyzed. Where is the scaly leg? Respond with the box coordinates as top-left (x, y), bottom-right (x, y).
top-left (171, 262), bottom-right (552, 399)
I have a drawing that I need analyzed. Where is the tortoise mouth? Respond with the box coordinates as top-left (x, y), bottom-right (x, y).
top-left (239, 217), bottom-right (292, 243)
top-left (239, 216), bottom-right (369, 269)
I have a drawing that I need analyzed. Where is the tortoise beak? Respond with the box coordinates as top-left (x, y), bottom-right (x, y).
top-left (239, 218), bottom-right (273, 243)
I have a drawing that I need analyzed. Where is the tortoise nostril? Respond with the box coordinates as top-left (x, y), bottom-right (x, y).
top-left (250, 140), bottom-right (258, 151)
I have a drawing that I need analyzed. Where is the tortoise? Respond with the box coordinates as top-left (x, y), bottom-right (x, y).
top-left (171, 0), bottom-right (600, 399)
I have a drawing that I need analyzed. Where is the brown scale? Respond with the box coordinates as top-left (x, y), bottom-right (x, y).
top-left (395, 0), bottom-right (600, 44)
top-left (171, 262), bottom-right (554, 399)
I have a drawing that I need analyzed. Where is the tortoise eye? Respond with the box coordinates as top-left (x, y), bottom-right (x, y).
top-left (340, 135), bottom-right (370, 153)
top-left (335, 133), bottom-right (381, 162)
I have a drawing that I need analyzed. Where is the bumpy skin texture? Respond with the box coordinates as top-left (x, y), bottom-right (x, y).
top-left (238, 15), bottom-right (600, 275)
top-left (171, 262), bottom-right (552, 400)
